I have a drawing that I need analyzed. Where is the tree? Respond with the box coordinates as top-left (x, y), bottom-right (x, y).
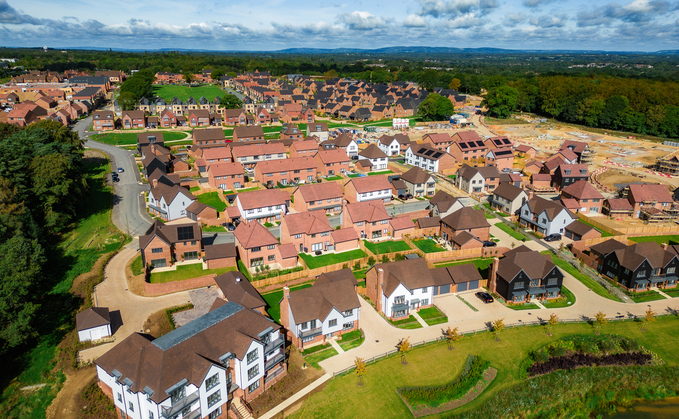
top-left (546, 313), bottom-right (559, 336)
top-left (323, 69), bottom-right (339, 80)
top-left (641, 308), bottom-right (656, 332)
top-left (210, 68), bottom-right (224, 81)
top-left (219, 94), bottom-right (243, 109)
top-left (183, 72), bottom-right (195, 85)
top-left (397, 337), bottom-right (411, 365)
top-left (594, 311), bottom-right (608, 334)
top-left (443, 327), bottom-right (460, 350)
top-left (492, 318), bottom-right (505, 341)
top-left (418, 93), bottom-right (455, 122)
top-left (419, 69), bottom-right (440, 91)
top-left (354, 357), bottom-right (366, 386)
top-left (118, 91), bottom-right (137, 111)
top-left (482, 85), bottom-right (519, 119)
top-left (449, 78), bottom-right (461, 91)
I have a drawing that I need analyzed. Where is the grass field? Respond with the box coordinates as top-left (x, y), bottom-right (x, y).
top-left (664, 288), bottom-right (679, 297)
top-left (304, 347), bottom-right (339, 369)
top-left (542, 285), bottom-right (576, 308)
top-left (550, 255), bottom-right (622, 302)
top-left (90, 131), bottom-right (188, 146)
top-left (629, 290), bottom-right (667, 303)
top-left (196, 191), bottom-right (227, 212)
top-left (153, 84), bottom-right (225, 102)
top-left (262, 283), bottom-right (314, 321)
top-left (412, 239), bottom-right (446, 253)
top-left (629, 235), bottom-right (679, 245)
top-left (149, 264), bottom-right (236, 283)
top-left (299, 249), bottom-right (366, 270)
top-left (289, 316), bottom-right (679, 419)
top-left (363, 240), bottom-right (411, 254)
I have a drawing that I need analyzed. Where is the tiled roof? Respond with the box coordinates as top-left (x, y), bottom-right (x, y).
top-left (561, 180), bottom-right (604, 200)
top-left (295, 182), bottom-right (343, 202)
top-left (345, 200), bottom-right (391, 223)
top-left (233, 220), bottom-right (279, 248)
top-left (347, 175), bottom-right (392, 193)
top-left (236, 188), bottom-right (288, 210)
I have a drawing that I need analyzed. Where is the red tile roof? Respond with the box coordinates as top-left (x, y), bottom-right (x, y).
top-left (347, 175), bottom-right (391, 193)
top-left (236, 188), bottom-right (287, 210)
top-left (561, 180), bottom-right (604, 200)
top-left (233, 220), bottom-right (278, 248)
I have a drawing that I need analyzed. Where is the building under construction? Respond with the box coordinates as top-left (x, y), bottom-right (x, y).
top-left (655, 149), bottom-right (679, 175)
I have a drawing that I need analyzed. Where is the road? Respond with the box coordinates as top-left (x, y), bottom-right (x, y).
top-left (75, 116), bottom-right (153, 237)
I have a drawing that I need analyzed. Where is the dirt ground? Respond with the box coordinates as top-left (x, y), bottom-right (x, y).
top-left (45, 365), bottom-right (97, 419)
top-left (596, 169), bottom-right (673, 191)
top-left (143, 307), bottom-right (174, 338)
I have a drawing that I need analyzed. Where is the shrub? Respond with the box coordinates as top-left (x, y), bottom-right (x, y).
top-left (395, 253), bottom-right (406, 261)
top-left (381, 255), bottom-right (390, 263)
top-left (368, 256), bottom-right (376, 266)
top-left (353, 261), bottom-right (361, 270)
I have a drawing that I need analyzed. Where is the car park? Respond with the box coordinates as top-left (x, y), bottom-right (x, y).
top-left (475, 292), bottom-right (494, 303)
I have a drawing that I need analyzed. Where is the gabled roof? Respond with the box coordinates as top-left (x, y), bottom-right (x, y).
top-left (332, 227), bottom-right (359, 243)
top-left (378, 258), bottom-right (437, 297)
top-left (451, 131), bottom-right (482, 142)
top-left (565, 220), bottom-right (600, 237)
top-left (233, 221), bottom-right (279, 249)
top-left (457, 164), bottom-right (499, 180)
top-left (390, 216), bottom-right (415, 231)
top-left (149, 184), bottom-right (195, 205)
top-left (295, 182), bottom-right (343, 202)
top-left (202, 147), bottom-right (232, 161)
top-left (493, 182), bottom-right (526, 201)
top-left (204, 243), bottom-right (237, 261)
top-left (628, 184), bottom-right (673, 204)
top-left (605, 198), bottom-right (633, 211)
top-left (345, 200), bottom-right (391, 223)
top-left (314, 149), bottom-right (349, 164)
top-left (139, 219), bottom-right (201, 250)
top-left (557, 164), bottom-right (588, 178)
top-left (291, 139), bottom-right (319, 151)
top-left (497, 249), bottom-right (557, 282)
top-left (288, 276), bottom-right (360, 324)
top-left (359, 144), bottom-right (388, 159)
top-left (76, 307), bottom-right (110, 331)
top-left (589, 239), bottom-right (629, 256)
top-left (255, 156), bottom-right (316, 174)
top-left (193, 127), bottom-right (225, 142)
top-left (561, 180), bottom-right (604, 200)
top-left (214, 271), bottom-right (265, 310)
top-left (441, 207), bottom-right (490, 230)
top-left (410, 144), bottom-right (449, 161)
top-left (524, 195), bottom-right (571, 221)
top-left (236, 188), bottom-right (288, 210)
top-left (346, 175), bottom-right (392, 193)
top-left (560, 139), bottom-right (588, 154)
top-left (611, 241), bottom-right (677, 271)
top-left (234, 126), bottom-right (265, 138)
top-left (230, 143), bottom-right (286, 158)
top-left (283, 210), bottom-right (332, 235)
top-left (400, 167), bottom-right (433, 185)
top-left (424, 133), bottom-right (453, 144)
top-left (416, 216), bottom-right (441, 228)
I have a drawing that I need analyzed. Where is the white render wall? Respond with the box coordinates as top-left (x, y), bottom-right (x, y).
top-left (78, 324), bottom-right (111, 342)
top-left (236, 197), bottom-right (285, 221)
top-left (356, 188), bottom-right (391, 203)
top-left (383, 283), bottom-right (434, 318)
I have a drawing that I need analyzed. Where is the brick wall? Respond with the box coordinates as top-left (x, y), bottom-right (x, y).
top-left (144, 274), bottom-right (217, 296)
top-left (206, 256), bottom-right (236, 270)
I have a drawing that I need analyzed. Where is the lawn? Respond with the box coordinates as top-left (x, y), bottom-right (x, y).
top-left (196, 192), bottom-right (227, 212)
top-left (339, 330), bottom-right (365, 351)
top-left (418, 306), bottom-right (448, 326)
top-left (542, 285), bottom-right (576, 308)
top-left (550, 255), bottom-right (622, 302)
top-left (304, 347), bottom-right (339, 369)
top-left (436, 257), bottom-right (495, 278)
top-left (262, 282), bottom-right (313, 321)
top-left (224, 186), bottom-right (260, 195)
top-left (288, 316), bottom-right (679, 419)
top-left (325, 175), bottom-right (344, 181)
top-left (347, 173), bottom-right (363, 178)
top-left (130, 254), bottom-right (144, 276)
top-left (189, 186), bottom-right (200, 193)
top-left (153, 84), bottom-right (226, 102)
top-left (412, 238), bottom-right (445, 253)
top-left (353, 269), bottom-right (368, 280)
top-left (664, 288), bottom-right (679, 297)
top-left (629, 235), bottom-right (679, 245)
top-left (149, 263), bottom-right (237, 283)
top-left (629, 290), bottom-right (667, 303)
top-left (299, 249), bottom-right (366, 269)
top-left (577, 219), bottom-right (613, 237)
top-left (367, 170), bottom-right (395, 176)
top-left (90, 131), bottom-right (188, 146)
top-left (201, 225), bottom-right (226, 232)
top-left (506, 302), bottom-right (540, 311)
top-left (388, 315), bottom-right (422, 329)
top-left (363, 240), bottom-right (411, 254)
top-left (494, 222), bottom-right (528, 241)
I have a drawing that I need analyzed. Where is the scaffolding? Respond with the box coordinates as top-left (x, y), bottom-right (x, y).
top-left (579, 147), bottom-right (596, 164)
top-left (655, 149), bottom-right (679, 175)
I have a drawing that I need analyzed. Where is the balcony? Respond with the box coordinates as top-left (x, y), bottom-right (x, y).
top-left (161, 392), bottom-right (200, 418)
top-left (264, 337), bottom-right (284, 354)
top-left (392, 302), bottom-right (409, 313)
top-left (265, 353), bottom-right (285, 371)
top-left (299, 327), bottom-right (322, 339)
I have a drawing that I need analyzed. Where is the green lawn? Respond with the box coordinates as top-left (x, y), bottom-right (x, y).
top-left (630, 290), bottom-right (667, 303)
top-left (90, 131), bottom-right (188, 146)
top-left (299, 249), bottom-right (366, 270)
top-left (506, 302), bottom-right (540, 311)
top-left (189, 186), bottom-right (200, 193)
top-left (130, 254), bottom-right (144, 276)
top-left (577, 219), bottom-right (613, 237)
top-left (629, 235), bottom-right (679, 245)
top-left (494, 222), bottom-right (528, 241)
top-left (153, 84), bottom-right (225, 102)
top-left (412, 239), bottom-right (445, 253)
top-left (388, 315), bottom-right (423, 329)
top-left (367, 170), bottom-right (395, 176)
top-left (542, 285), bottom-right (576, 308)
top-left (418, 306), bottom-right (448, 326)
top-left (201, 225), bottom-right (226, 232)
top-left (363, 240), bottom-right (411, 254)
top-left (338, 330), bottom-right (365, 351)
top-left (550, 255), bottom-right (622, 302)
top-left (436, 257), bottom-right (495, 278)
top-left (664, 288), bottom-right (679, 297)
top-left (289, 316), bottom-right (679, 419)
top-left (262, 283), bottom-right (313, 321)
top-left (325, 175), bottom-right (344, 181)
top-left (224, 186), bottom-right (261, 195)
top-left (347, 173), bottom-right (362, 178)
top-left (353, 269), bottom-right (368, 280)
top-left (149, 263), bottom-right (236, 283)
top-left (304, 347), bottom-right (339, 369)
top-left (196, 192), bottom-right (227, 212)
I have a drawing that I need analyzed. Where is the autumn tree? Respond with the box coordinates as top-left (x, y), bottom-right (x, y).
top-left (594, 311), bottom-right (608, 334)
top-left (443, 327), bottom-right (460, 350)
top-left (449, 78), bottom-right (461, 91)
top-left (355, 357), bottom-right (366, 386)
top-left (641, 308), bottom-right (656, 332)
top-left (492, 318), bottom-right (505, 341)
top-left (546, 313), bottom-right (559, 336)
top-left (397, 337), bottom-right (411, 365)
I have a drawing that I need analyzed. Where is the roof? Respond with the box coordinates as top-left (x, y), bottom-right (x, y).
top-left (424, 133), bottom-right (453, 144)
top-left (416, 216), bottom-right (441, 228)
top-left (95, 302), bottom-right (279, 404)
top-left (589, 239), bottom-right (629, 256)
top-left (457, 164), bottom-right (499, 180)
top-left (202, 147), bottom-right (232, 161)
top-left (606, 198), bottom-right (633, 211)
top-left (230, 143), bottom-right (286, 158)
top-left (255, 156), bottom-right (316, 174)
top-left (148, 184), bottom-right (196, 205)
top-left (557, 164), bottom-right (588, 178)
top-left (234, 126), bottom-right (264, 138)
top-left (359, 144), bottom-right (388, 159)
top-left (450, 231), bottom-right (480, 247)
top-left (560, 198), bottom-right (580, 211)
top-left (233, 221), bottom-right (279, 249)
top-left (390, 216), bottom-right (415, 231)
top-left (345, 200), bottom-right (391, 223)
top-left (561, 180), bottom-right (604, 200)
top-left (287, 276), bottom-right (360, 324)
top-left (316, 149), bottom-right (350, 164)
top-left (410, 144), bottom-right (449, 161)
top-left (379, 134), bottom-right (410, 146)
top-left (558, 148), bottom-right (579, 162)
top-left (208, 162), bottom-right (243, 177)
top-left (452, 130), bottom-right (482, 143)
top-left (628, 184), bottom-right (673, 204)
top-left (565, 220), bottom-right (600, 237)
top-left (441, 207), bottom-right (490, 230)
top-left (291, 139), bottom-right (319, 152)
top-left (193, 127), bottom-right (225, 142)
top-left (612, 242), bottom-right (677, 271)
top-left (391, 179), bottom-right (407, 190)
top-left (204, 243), bottom-right (237, 260)
top-left (295, 182), bottom-right (343, 203)
top-left (332, 227), bottom-right (359, 243)
top-left (139, 219), bottom-right (201, 250)
top-left (497, 249), bottom-right (557, 282)
top-left (532, 173), bottom-right (552, 182)
top-left (560, 139), bottom-right (588, 154)
top-left (524, 196), bottom-right (570, 221)
top-left (400, 167), bottom-right (433, 185)
top-left (236, 188), bottom-right (287, 210)
top-left (76, 307), bottom-right (110, 331)
top-left (282, 210), bottom-right (332, 235)
top-left (515, 144), bottom-right (534, 153)
top-left (278, 243), bottom-right (298, 259)
top-left (346, 175), bottom-right (392, 193)
top-left (377, 258), bottom-right (437, 297)
top-left (493, 183), bottom-right (526, 201)
top-left (315, 268), bottom-right (357, 287)
top-left (213, 271), bottom-right (265, 310)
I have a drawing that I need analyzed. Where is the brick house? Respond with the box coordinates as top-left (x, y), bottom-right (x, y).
top-left (280, 210), bottom-right (335, 253)
top-left (200, 146), bottom-right (232, 166)
top-left (207, 162), bottom-right (245, 190)
top-left (289, 139), bottom-right (318, 158)
top-left (234, 220), bottom-right (297, 271)
top-left (627, 183), bottom-right (673, 218)
top-left (343, 175), bottom-right (392, 204)
top-left (223, 108), bottom-right (247, 126)
top-left (280, 124), bottom-right (304, 140)
top-left (560, 180), bottom-right (605, 215)
top-left (121, 110), bottom-right (146, 129)
top-left (515, 144), bottom-right (536, 159)
top-left (448, 132), bottom-right (488, 163)
top-left (188, 109), bottom-right (211, 127)
top-left (455, 164), bottom-right (500, 194)
top-left (203, 243), bottom-right (237, 269)
top-left (92, 110), bottom-right (115, 131)
top-left (422, 133), bottom-right (454, 151)
top-left (484, 136), bottom-right (513, 150)
top-left (292, 182), bottom-right (344, 214)
top-left (314, 149), bottom-right (350, 177)
top-left (341, 200), bottom-right (392, 240)
top-left (441, 207), bottom-right (491, 245)
top-left (485, 147), bottom-right (514, 171)
top-left (159, 109), bottom-right (177, 127)
top-left (415, 216), bottom-right (442, 236)
top-left (139, 219), bottom-right (202, 269)
top-left (233, 126), bottom-right (265, 142)
top-left (254, 157), bottom-right (318, 187)
top-left (193, 127), bottom-right (226, 146)
top-left (231, 143), bottom-right (286, 168)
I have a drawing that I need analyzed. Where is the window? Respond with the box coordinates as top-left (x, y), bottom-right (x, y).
top-left (247, 365), bottom-right (259, 380)
top-left (170, 386), bottom-right (185, 403)
top-left (267, 245), bottom-right (275, 250)
top-left (421, 299), bottom-right (429, 306)
top-left (129, 402), bottom-right (134, 412)
top-left (301, 322), bottom-right (308, 329)
top-left (248, 381), bottom-right (260, 393)
top-left (252, 247), bottom-right (261, 252)
top-left (667, 267), bottom-right (676, 274)
top-left (530, 279), bottom-right (540, 287)
top-left (343, 322), bottom-right (354, 330)
top-left (207, 390), bottom-right (222, 408)
top-left (395, 296), bottom-right (405, 304)
top-left (151, 247), bottom-right (163, 254)
top-left (321, 231), bottom-right (330, 237)
top-left (206, 373), bottom-right (219, 390)
top-left (329, 319), bottom-right (337, 327)
top-left (117, 393), bottom-right (122, 403)
top-left (302, 336), bottom-right (314, 343)
top-left (637, 270), bottom-right (646, 278)
top-left (208, 407), bottom-right (222, 419)
top-left (380, 220), bottom-right (388, 224)
top-left (268, 254), bottom-right (276, 262)
top-left (547, 277), bottom-right (558, 286)
top-left (343, 309), bottom-right (353, 316)
top-left (148, 410), bottom-right (154, 419)
top-left (250, 257), bottom-right (263, 267)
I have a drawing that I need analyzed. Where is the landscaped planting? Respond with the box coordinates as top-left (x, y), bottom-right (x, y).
top-left (542, 285), bottom-right (576, 308)
top-left (389, 315), bottom-right (422, 329)
top-left (550, 255), bottom-right (622, 302)
top-left (629, 290), bottom-right (667, 303)
top-left (494, 221), bottom-right (529, 241)
top-left (418, 306), bottom-right (448, 326)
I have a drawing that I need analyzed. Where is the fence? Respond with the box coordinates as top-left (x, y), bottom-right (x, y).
top-left (578, 213), bottom-right (679, 237)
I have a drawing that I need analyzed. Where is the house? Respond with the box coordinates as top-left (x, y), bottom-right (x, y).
top-left (121, 110), bottom-right (146, 129)
top-left (137, 132), bottom-right (165, 155)
top-left (627, 183), bottom-right (673, 218)
top-left (95, 301), bottom-right (286, 419)
top-left (147, 184), bottom-right (197, 221)
top-left (213, 271), bottom-right (265, 313)
top-left (523, 160), bottom-right (543, 175)
top-left (254, 157), bottom-right (317, 187)
top-left (416, 216), bottom-right (441, 236)
top-left (365, 258), bottom-right (435, 319)
top-left (289, 139), bottom-right (318, 158)
top-left (233, 126), bottom-right (265, 142)
top-left (447, 132), bottom-right (488, 163)
top-left (92, 110), bottom-right (115, 131)
top-left (564, 221), bottom-right (602, 241)
top-left (76, 307), bottom-right (112, 342)
top-left (390, 216), bottom-right (416, 239)
top-left (560, 180), bottom-right (605, 214)
top-left (185, 201), bottom-right (219, 223)
top-left (319, 133), bottom-right (358, 157)
top-left (7, 108), bottom-right (38, 127)
top-left (207, 162), bottom-right (245, 190)
top-left (553, 164), bottom-right (589, 189)
top-left (280, 124), bottom-right (304, 140)
top-left (595, 240), bottom-right (679, 291)
top-left (429, 190), bottom-right (464, 218)
top-left (489, 182), bottom-right (529, 215)
top-left (391, 178), bottom-right (407, 198)
top-left (159, 109), bottom-right (177, 127)
top-left (193, 127), bottom-right (225, 146)
top-left (484, 136), bottom-right (513, 150)
top-left (223, 108), bottom-right (247, 126)
top-left (306, 122), bottom-right (329, 142)
top-left (488, 246), bottom-right (564, 303)
top-left (343, 175), bottom-right (392, 203)
top-left (422, 133), bottom-right (454, 151)
top-left (280, 270), bottom-right (360, 348)
top-left (280, 210), bottom-right (335, 253)
top-left (560, 140), bottom-right (593, 163)
top-left (399, 167), bottom-right (436, 198)
top-left (530, 173), bottom-right (554, 192)
top-left (292, 182), bottom-right (344, 214)
top-left (314, 149), bottom-right (350, 177)
top-left (357, 144), bottom-right (388, 172)
top-left (429, 263), bottom-right (483, 295)
top-left (235, 188), bottom-right (289, 223)
top-left (404, 144), bottom-right (456, 174)
top-left (188, 109), bottom-right (211, 127)
top-left (499, 172), bottom-right (523, 188)
top-left (341, 200), bottom-right (392, 240)
top-left (201, 146), bottom-right (232, 166)
top-left (484, 147), bottom-right (514, 171)
top-left (515, 144), bottom-right (536, 159)
top-left (378, 134), bottom-right (411, 156)
top-left (139, 219), bottom-right (202, 268)
top-left (234, 220), bottom-right (297, 270)
top-left (602, 198), bottom-right (634, 218)
top-left (455, 164), bottom-right (500, 194)
top-left (441, 207), bottom-right (491, 245)
top-left (203, 243), bottom-right (237, 270)
top-left (519, 196), bottom-right (576, 236)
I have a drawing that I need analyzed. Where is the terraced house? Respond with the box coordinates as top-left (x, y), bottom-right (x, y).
top-left (292, 182), bottom-right (344, 214)
top-left (280, 210), bottom-right (335, 253)
top-left (231, 143), bottom-right (286, 168)
top-left (314, 149), bottom-right (350, 177)
top-left (254, 157), bottom-right (317, 187)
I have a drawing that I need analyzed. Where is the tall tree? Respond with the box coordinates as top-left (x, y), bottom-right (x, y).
top-left (219, 94), bottom-right (243, 109)
top-left (482, 86), bottom-right (519, 118)
top-left (419, 69), bottom-right (440, 91)
top-left (418, 93), bottom-right (455, 121)
top-left (397, 337), bottom-right (411, 365)
top-left (492, 318), bottom-right (505, 341)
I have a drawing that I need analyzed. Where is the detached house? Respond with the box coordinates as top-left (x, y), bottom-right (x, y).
top-left (357, 144), bottom-right (388, 172)
top-left (188, 109), bottom-right (211, 127)
top-left (280, 269), bottom-right (360, 348)
top-left (344, 175), bottom-right (392, 204)
top-left (121, 110), bottom-right (146, 129)
top-left (319, 133), bottom-right (358, 157)
top-left (223, 108), bottom-right (247, 126)
top-left (448, 131), bottom-right (488, 162)
top-left (159, 109), bottom-right (177, 127)
top-left (139, 219), bottom-right (202, 269)
top-left (292, 182), bottom-right (344, 214)
top-left (422, 133), bottom-right (454, 152)
top-left (147, 184), bottom-right (197, 221)
top-left (235, 188), bottom-right (289, 223)
top-left (489, 182), bottom-right (529, 215)
top-left (455, 164), bottom-right (500, 194)
top-left (233, 126), bottom-right (265, 142)
top-left (429, 190), bottom-right (465, 218)
top-left (399, 167), bottom-right (436, 198)
top-left (280, 210), bottom-right (335, 253)
top-left (441, 207), bottom-right (491, 245)
top-left (553, 164), bottom-right (588, 189)
top-left (405, 144), bottom-right (456, 174)
top-left (306, 122), bottom-right (329, 142)
top-left (341, 200), bottom-right (392, 240)
top-left (627, 183), bottom-right (673, 218)
top-left (560, 180), bottom-right (604, 214)
top-left (92, 110), bottom-right (115, 131)
top-left (519, 196), bottom-right (576, 236)
top-left (280, 124), bottom-right (304, 140)
top-left (234, 220), bottom-right (297, 271)
top-left (378, 134), bottom-right (411, 156)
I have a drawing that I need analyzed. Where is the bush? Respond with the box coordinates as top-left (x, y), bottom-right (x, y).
top-left (353, 261), bottom-right (361, 270)
top-left (368, 256), bottom-right (375, 266)
top-left (395, 253), bottom-right (406, 261)
top-left (381, 255), bottom-right (390, 263)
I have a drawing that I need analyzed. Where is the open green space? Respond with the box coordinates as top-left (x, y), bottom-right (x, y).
top-left (262, 282), bottom-right (313, 321)
top-left (299, 249), bottom-right (366, 269)
top-left (367, 170), bottom-right (395, 176)
top-left (549, 255), bottom-right (622, 302)
top-left (664, 288), bottom-right (679, 297)
top-left (363, 240), bottom-right (411, 254)
top-left (196, 191), bottom-right (227, 212)
top-left (542, 285), bottom-right (576, 308)
top-left (412, 238), bottom-right (446, 253)
top-left (494, 222), bottom-right (528, 241)
top-left (289, 315), bottom-right (679, 419)
top-left (149, 263), bottom-right (236, 283)
top-left (339, 330), bottom-right (365, 351)
top-left (153, 84), bottom-right (225, 102)
top-left (629, 290), bottom-right (667, 303)
top-left (131, 254), bottom-right (144, 276)
top-left (629, 235), bottom-right (679, 245)
top-left (90, 131), bottom-right (188, 146)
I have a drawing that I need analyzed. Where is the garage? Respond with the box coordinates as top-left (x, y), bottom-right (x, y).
top-left (439, 284), bottom-right (451, 294)
top-left (467, 280), bottom-right (479, 290)
top-left (457, 282), bottom-right (468, 292)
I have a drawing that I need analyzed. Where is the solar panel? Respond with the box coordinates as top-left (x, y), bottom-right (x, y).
top-left (459, 143), bottom-right (468, 149)
top-left (177, 226), bottom-right (194, 241)
top-left (433, 152), bottom-right (443, 158)
top-left (502, 138), bottom-right (511, 144)
top-left (475, 141), bottom-right (485, 147)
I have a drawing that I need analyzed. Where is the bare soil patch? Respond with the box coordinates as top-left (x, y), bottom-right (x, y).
top-left (143, 307), bottom-right (174, 338)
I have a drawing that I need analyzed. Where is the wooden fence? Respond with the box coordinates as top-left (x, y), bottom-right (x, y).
top-left (578, 213), bottom-right (679, 237)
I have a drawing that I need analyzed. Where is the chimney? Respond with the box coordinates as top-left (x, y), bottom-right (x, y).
top-left (663, 243), bottom-right (669, 250)
top-left (279, 286), bottom-right (290, 327)
top-left (527, 189), bottom-right (535, 200)
top-left (150, 143), bottom-right (156, 154)
top-left (151, 178), bottom-right (158, 188)
top-left (488, 257), bottom-right (499, 294)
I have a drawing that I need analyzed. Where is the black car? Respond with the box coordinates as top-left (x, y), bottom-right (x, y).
top-left (475, 292), bottom-right (494, 303)
top-left (544, 234), bottom-right (562, 242)
top-left (482, 241), bottom-right (497, 247)
top-left (227, 223), bottom-right (236, 231)
top-left (112, 176), bottom-right (120, 183)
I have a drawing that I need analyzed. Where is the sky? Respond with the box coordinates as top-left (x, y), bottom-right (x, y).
top-left (1, 0), bottom-right (678, 51)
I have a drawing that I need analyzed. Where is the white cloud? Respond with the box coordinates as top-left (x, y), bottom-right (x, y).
top-left (417, 0), bottom-right (498, 18)
top-left (403, 14), bottom-right (427, 27)
top-left (337, 11), bottom-right (386, 30)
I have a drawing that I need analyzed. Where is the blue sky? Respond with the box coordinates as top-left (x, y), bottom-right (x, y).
top-left (1, 0), bottom-right (677, 51)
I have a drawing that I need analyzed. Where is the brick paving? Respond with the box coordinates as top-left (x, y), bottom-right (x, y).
top-left (173, 287), bottom-right (221, 327)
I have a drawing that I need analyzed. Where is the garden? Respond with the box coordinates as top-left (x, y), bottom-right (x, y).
top-left (195, 191), bottom-right (227, 212)
top-left (298, 249), bottom-right (366, 269)
top-left (90, 131), bottom-right (188, 146)
top-left (412, 238), bottom-right (446, 253)
top-left (363, 240), bottom-right (411, 254)
top-left (148, 264), bottom-right (237, 283)
top-left (152, 84), bottom-right (226, 102)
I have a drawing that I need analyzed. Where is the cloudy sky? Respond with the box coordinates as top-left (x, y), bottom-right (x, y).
top-left (2, 0), bottom-right (678, 51)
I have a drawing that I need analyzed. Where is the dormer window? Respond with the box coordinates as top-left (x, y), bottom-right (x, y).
top-left (170, 386), bottom-right (185, 404)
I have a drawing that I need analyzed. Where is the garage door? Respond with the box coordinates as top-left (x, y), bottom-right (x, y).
top-left (467, 280), bottom-right (479, 290)
top-left (433, 287), bottom-right (439, 296)
top-left (457, 282), bottom-right (468, 292)
top-left (439, 284), bottom-right (450, 294)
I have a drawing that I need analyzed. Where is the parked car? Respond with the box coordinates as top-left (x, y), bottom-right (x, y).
top-left (475, 292), bottom-right (494, 303)
top-left (482, 241), bottom-right (497, 247)
top-left (112, 177), bottom-right (120, 183)
top-left (405, 193), bottom-right (413, 199)
top-left (227, 223), bottom-right (236, 231)
top-left (117, 167), bottom-right (124, 173)
top-left (544, 234), bottom-right (562, 242)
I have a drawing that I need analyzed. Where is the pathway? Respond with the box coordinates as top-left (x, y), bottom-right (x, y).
top-left (532, 299), bottom-right (547, 310)
top-left (656, 289), bottom-right (672, 299)
top-left (329, 339), bottom-right (344, 354)
top-left (258, 374), bottom-right (332, 419)
top-left (411, 311), bottom-right (429, 328)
